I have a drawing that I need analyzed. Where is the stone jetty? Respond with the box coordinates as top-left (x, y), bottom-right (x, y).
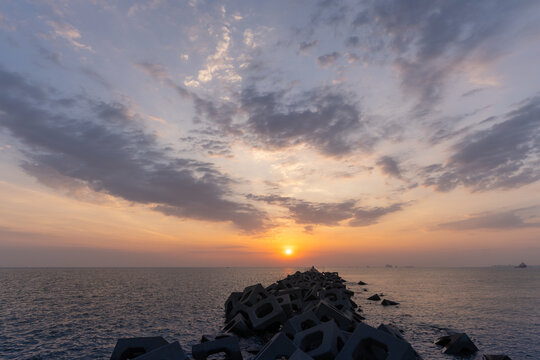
top-left (109, 267), bottom-right (509, 359)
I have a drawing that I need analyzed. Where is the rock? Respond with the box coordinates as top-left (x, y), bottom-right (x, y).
top-left (110, 336), bottom-right (169, 360)
top-left (192, 334), bottom-right (242, 360)
top-left (435, 333), bottom-right (478, 355)
top-left (367, 294), bottom-right (381, 301)
top-left (381, 299), bottom-right (399, 306)
top-left (483, 355), bottom-right (512, 360)
top-left (135, 342), bottom-right (187, 360)
top-left (357, 281), bottom-right (367, 285)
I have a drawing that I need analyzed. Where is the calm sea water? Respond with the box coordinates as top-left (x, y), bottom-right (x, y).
top-left (0, 267), bottom-right (538, 359)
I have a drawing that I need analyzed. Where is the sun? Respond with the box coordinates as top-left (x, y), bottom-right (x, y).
top-left (285, 248), bottom-right (293, 256)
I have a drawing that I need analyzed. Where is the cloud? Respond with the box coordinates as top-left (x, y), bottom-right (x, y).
top-left (423, 96), bottom-right (540, 191)
top-left (437, 208), bottom-right (540, 230)
top-left (299, 39), bottom-right (319, 53)
top-left (47, 20), bottom-right (93, 52)
top-left (249, 194), bottom-right (403, 228)
top-left (240, 86), bottom-right (367, 157)
top-left (0, 66), bottom-right (267, 232)
top-left (316, 52), bottom-right (340, 67)
top-left (348, 0), bottom-right (537, 112)
top-left (196, 24), bottom-right (241, 84)
top-left (37, 47), bottom-right (62, 66)
top-left (128, 0), bottom-right (163, 17)
top-left (377, 156), bottom-right (402, 179)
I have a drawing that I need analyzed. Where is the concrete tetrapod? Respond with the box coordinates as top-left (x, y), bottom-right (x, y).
top-left (110, 336), bottom-right (169, 360)
top-left (335, 322), bottom-right (418, 360)
top-left (293, 320), bottom-right (347, 360)
top-left (313, 300), bottom-right (355, 332)
top-left (134, 342), bottom-right (187, 360)
top-left (254, 332), bottom-right (298, 360)
top-left (282, 311), bottom-right (321, 339)
top-left (244, 296), bottom-right (287, 331)
top-left (289, 349), bottom-right (314, 360)
top-left (191, 335), bottom-right (243, 360)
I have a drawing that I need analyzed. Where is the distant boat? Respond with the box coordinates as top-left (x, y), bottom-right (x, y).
top-left (515, 262), bottom-right (527, 268)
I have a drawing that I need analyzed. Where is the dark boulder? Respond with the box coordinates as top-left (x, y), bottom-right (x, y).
top-left (381, 299), bottom-right (399, 306)
top-left (483, 355), bottom-right (511, 360)
top-left (367, 294), bottom-right (381, 301)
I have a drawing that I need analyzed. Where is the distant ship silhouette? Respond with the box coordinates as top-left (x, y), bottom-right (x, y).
top-left (515, 262), bottom-right (527, 268)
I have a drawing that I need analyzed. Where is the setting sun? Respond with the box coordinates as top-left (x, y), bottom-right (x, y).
top-left (285, 248), bottom-right (293, 256)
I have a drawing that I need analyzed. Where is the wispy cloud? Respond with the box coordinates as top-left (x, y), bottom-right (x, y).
top-left (47, 20), bottom-right (93, 52)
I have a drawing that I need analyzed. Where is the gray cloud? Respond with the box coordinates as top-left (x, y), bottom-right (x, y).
top-left (299, 39), bottom-right (319, 53)
top-left (349, 0), bottom-right (537, 112)
top-left (316, 52), bottom-right (340, 67)
top-left (377, 156), bottom-right (402, 179)
top-left (0, 66), bottom-right (267, 232)
top-left (248, 194), bottom-right (403, 228)
top-left (437, 208), bottom-right (540, 230)
top-left (241, 87), bottom-right (366, 157)
top-left (423, 96), bottom-right (540, 191)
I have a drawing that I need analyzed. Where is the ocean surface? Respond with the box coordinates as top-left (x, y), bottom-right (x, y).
top-left (0, 267), bottom-right (538, 359)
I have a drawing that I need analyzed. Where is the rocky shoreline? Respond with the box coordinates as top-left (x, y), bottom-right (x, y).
top-left (108, 268), bottom-right (511, 360)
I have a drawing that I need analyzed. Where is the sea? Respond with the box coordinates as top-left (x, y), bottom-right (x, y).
top-left (0, 267), bottom-right (538, 359)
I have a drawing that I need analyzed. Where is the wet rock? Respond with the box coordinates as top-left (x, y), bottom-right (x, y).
top-left (110, 336), bottom-right (169, 360)
top-left (483, 355), bottom-right (512, 360)
top-left (435, 333), bottom-right (478, 355)
top-left (357, 281), bottom-right (367, 285)
top-left (192, 334), bottom-right (242, 360)
top-left (367, 294), bottom-right (381, 301)
top-left (135, 342), bottom-right (187, 360)
top-left (381, 299), bottom-right (399, 306)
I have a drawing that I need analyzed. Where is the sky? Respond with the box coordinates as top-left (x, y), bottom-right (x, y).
top-left (0, 0), bottom-right (539, 267)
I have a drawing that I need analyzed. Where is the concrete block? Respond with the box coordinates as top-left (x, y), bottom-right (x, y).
top-left (289, 349), bottom-right (314, 360)
top-left (192, 335), bottom-right (242, 360)
top-left (335, 322), bottom-right (418, 360)
top-left (435, 333), bottom-right (478, 355)
top-left (377, 324), bottom-right (405, 341)
top-left (293, 320), bottom-right (347, 360)
top-left (222, 313), bottom-right (251, 336)
top-left (110, 336), bottom-right (169, 360)
top-left (313, 300), bottom-right (354, 331)
top-left (254, 332), bottom-right (297, 360)
top-left (135, 342), bottom-right (187, 360)
top-left (245, 296), bottom-right (287, 331)
top-left (240, 284), bottom-right (270, 307)
top-left (282, 311), bottom-right (321, 339)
